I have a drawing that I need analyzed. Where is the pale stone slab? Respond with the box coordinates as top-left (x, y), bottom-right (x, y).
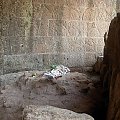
top-left (23, 105), bottom-right (94, 120)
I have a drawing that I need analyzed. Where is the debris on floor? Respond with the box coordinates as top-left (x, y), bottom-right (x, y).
top-left (23, 105), bottom-right (94, 120)
top-left (0, 70), bottom-right (103, 120)
top-left (43, 65), bottom-right (70, 78)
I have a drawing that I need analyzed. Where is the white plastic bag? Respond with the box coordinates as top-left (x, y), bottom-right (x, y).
top-left (43, 65), bottom-right (70, 78)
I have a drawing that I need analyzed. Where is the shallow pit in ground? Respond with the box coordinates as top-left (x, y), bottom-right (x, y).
top-left (0, 70), bottom-right (104, 120)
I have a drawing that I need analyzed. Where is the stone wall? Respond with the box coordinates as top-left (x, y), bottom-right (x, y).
top-left (116, 0), bottom-right (120, 13)
top-left (0, 0), bottom-right (117, 74)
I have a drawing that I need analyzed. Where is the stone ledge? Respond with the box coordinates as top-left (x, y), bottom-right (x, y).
top-left (23, 105), bottom-right (94, 120)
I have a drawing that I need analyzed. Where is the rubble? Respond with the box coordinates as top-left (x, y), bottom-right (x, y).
top-left (23, 105), bottom-right (94, 120)
top-left (0, 70), bottom-right (103, 120)
top-left (43, 65), bottom-right (70, 78)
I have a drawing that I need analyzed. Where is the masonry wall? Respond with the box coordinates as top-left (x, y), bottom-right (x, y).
top-left (0, 0), bottom-right (117, 74)
top-left (116, 0), bottom-right (120, 13)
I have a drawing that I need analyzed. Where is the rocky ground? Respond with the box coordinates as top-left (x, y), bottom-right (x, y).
top-left (23, 105), bottom-right (94, 120)
top-left (0, 70), bottom-right (103, 120)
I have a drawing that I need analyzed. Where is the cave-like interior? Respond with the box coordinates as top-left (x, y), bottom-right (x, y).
top-left (0, 0), bottom-right (120, 120)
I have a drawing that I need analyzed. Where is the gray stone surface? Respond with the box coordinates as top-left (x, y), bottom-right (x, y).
top-left (116, 0), bottom-right (120, 13)
top-left (0, 0), bottom-right (117, 74)
top-left (0, 70), bottom-right (44, 86)
top-left (3, 54), bottom-right (44, 74)
top-left (23, 105), bottom-right (94, 120)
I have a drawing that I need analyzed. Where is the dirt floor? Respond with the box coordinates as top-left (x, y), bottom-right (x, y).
top-left (0, 70), bottom-right (104, 120)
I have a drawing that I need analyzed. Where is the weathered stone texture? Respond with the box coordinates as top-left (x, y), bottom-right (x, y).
top-left (23, 105), bottom-right (94, 120)
top-left (100, 13), bottom-right (120, 120)
top-left (85, 38), bottom-right (97, 52)
top-left (0, 0), bottom-right (3, 75)
top-left (0, 0), bottom-right (117, 74)
top-left (84, 53), bottom-right (96, 66)
top-left (116, 0), bottom-right (120, 13)
top-left (3, 54), bottom-right (44, 74)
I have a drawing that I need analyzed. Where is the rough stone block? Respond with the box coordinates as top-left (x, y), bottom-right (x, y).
top-left (116, 0), bottom-right (120, 13)
top-left (43, 0), bottom-right (65, 5)
top-left (85, 38), bottom-right (97, 52)
top-left (33, 19), bottom-right (48, 36)
top-left (33, 37), bottom-right (56, 53)
top-left (97, 38), bottom-right (104, 46)
top-left (1, 26), bottom-right (9, 37)
top-left (44, 0), bottom-right (56, 5)
top-left (3, 36), bottom-right (26, 55)
top-left (0, 57), bottom-right (3, 75)
top-left (96, 22), bottom-right (109, 37)
top-left (39, 4), bottom-right (65, 20)
top-left (53, 6), bottom-right (64, 19)
top-left (48, 20), bottom-right (68, 36)
top-left (84, 53), bottom-right (96, 66)
top-left (67, 21), bottom-right (85, 37)
top-left (2, 37), bottom-right (11, 55)
top-left (23, 105), bottom-right (94, 120)
top-left (40, 4), bottom-right (65, 20)
top-left (43, 54), bottom-right (63, 68)
top-left (96, 9), bottom-right (107, 21)
top-left (33, 3), bottom-right (42, 20)
top-left (64, 37), bottom-right (85, 53)
top-left (53, 36), bottom-right (64, 53)
top-left (62, 6), bottom-right (85, 20)
top-left (3, 54), bottom-right (43, 74)
top-left (8, 18), bottom-right (25, 37)
top-left (82, 7), bottom-right (96, 21)
top-left (86, 22), bottom-right (100, 37)
top-left (63, 53), bottom-right (85, 67)
top-left (41, 4), bottom-right (54, 19)
top-left (13, 0), bottom-right (33, 18)
top-left (48, 20), bottom-right (55, 36)
top-left (2, 19), bottom-right (9, 36)
top-left (64, 0), bottom-right (86, 7)
top-left (49, 20), bottom-right (85, 37)
top-left (2, 6), bottom-right (10, 18)
top-left (97, 46), bottom-right (104, 55)
top-left (33, 0), bottom-right (44, 4)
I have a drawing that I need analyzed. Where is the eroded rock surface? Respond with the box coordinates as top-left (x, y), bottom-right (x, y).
top-left (0, 71), bottom-right (103, 120)
top-left (101, 13), bottom-right (120, 120)
top-left (23, 105), bottom-right (94, 120)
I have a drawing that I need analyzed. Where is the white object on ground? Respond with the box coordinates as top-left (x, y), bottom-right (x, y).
top-left (43, 65), bottom-right (70, 78)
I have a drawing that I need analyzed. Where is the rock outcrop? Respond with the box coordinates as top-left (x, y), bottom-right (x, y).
top-left (23, 105), bottom-right (94, 120)
top-left (0, 71), bottom-right (102, 120)
top-left (101, 13), bottom-right (120, 120)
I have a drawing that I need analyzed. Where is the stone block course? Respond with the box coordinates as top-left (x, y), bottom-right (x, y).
top-left (33, 37), bottom-right (56, 53)
top-left (63, 53), bottom-right (85, 67)
top-left (48, 20), bottom-right (68, 36)
top-left (33, 19), bottom-right (48, 36)
top-left (0, 0), bottom-right (117, 74)
top-left (3, 54), bottom-right (44, 74)
top-left (3, 36), bottom-right (26, 55)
